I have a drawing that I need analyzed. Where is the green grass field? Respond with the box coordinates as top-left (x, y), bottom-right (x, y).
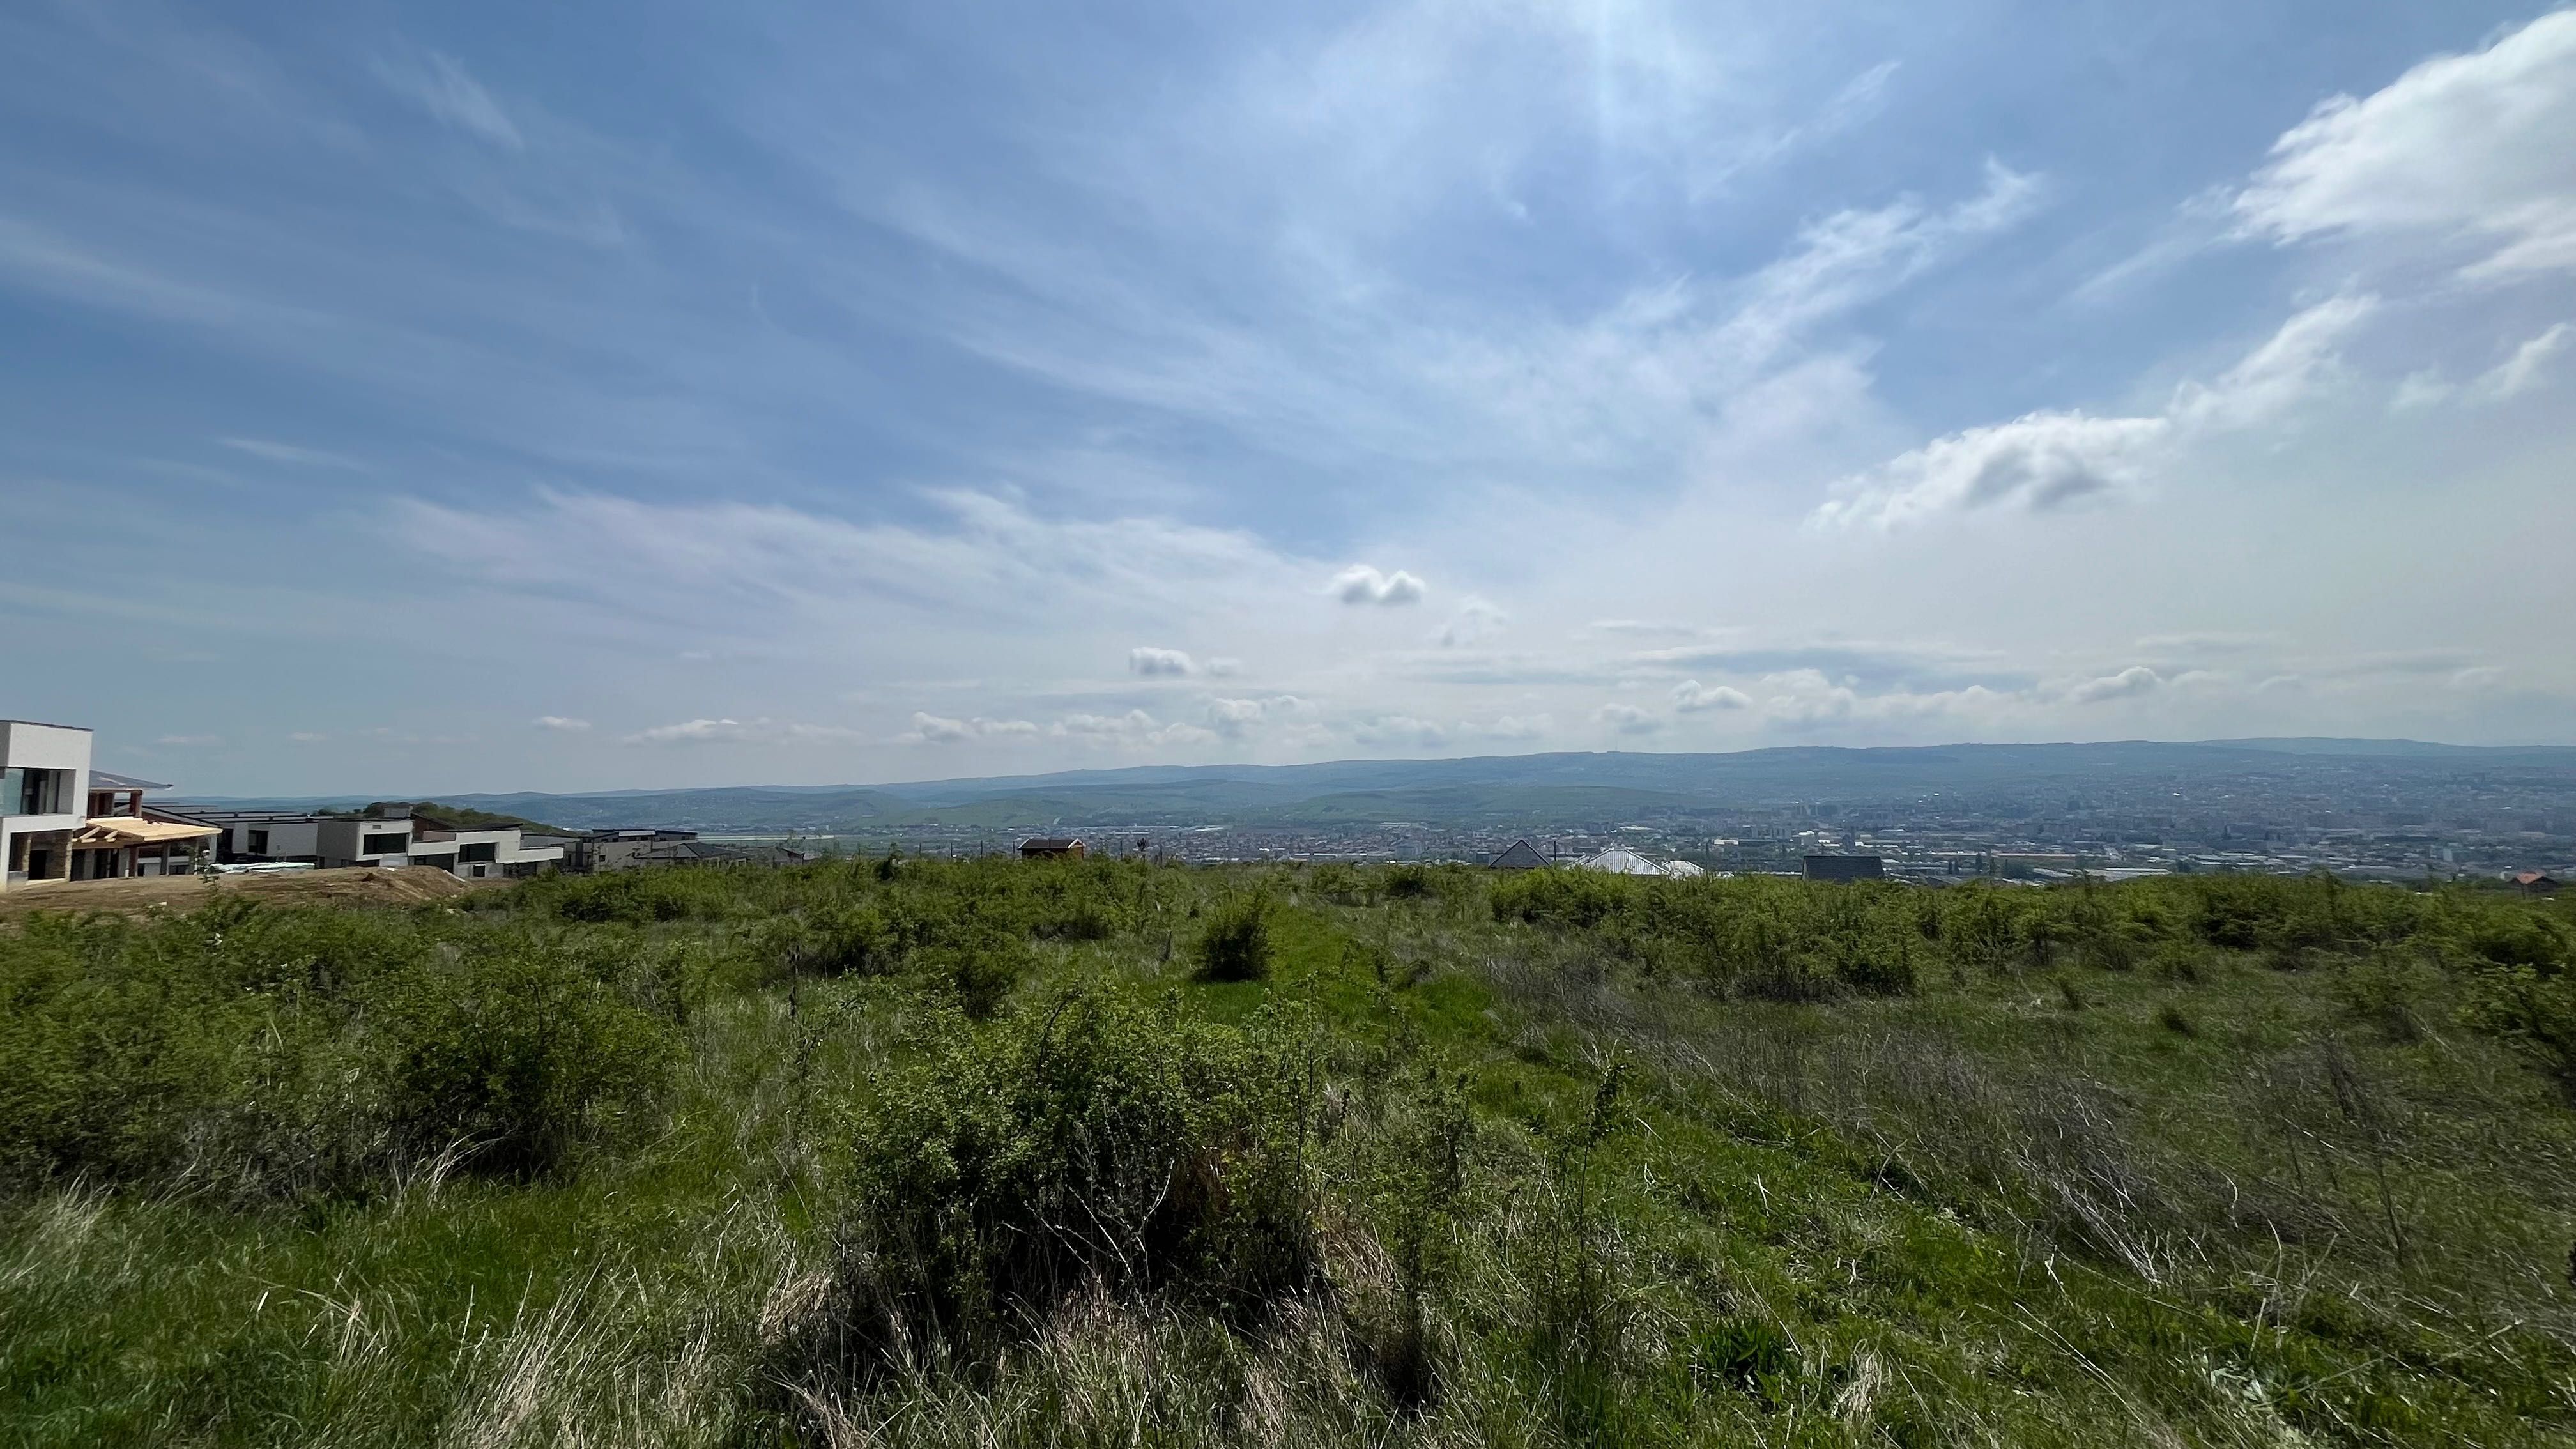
top-left (5, 860), bottom-right (2573, 1446)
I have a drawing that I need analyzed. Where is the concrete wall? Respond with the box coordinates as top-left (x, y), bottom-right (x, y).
top-left (0, 721), bottom-right (92, 889)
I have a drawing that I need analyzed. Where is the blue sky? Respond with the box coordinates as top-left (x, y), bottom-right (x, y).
top-left (4, 0), bottom-right (2573, 794)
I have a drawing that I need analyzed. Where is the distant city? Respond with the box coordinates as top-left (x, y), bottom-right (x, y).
top-left (130, 737), bottom-right (2576, 888)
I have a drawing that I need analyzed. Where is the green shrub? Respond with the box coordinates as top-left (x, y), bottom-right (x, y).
top-left (0, 902), bottom-right (679, 1195)
top-left (369, 944), bottom-right (678, 1177)
top-left (1194, 896), bottom-right (1274, 983)
top-left (917, 930), bottom-right (1031, 1019)
top-left (823, 992), bottom-right (1319, 1377)
top-left (2460, 967), bottom-right (2576, 1100)
top-left (790, 903), bottom-right (893, 976)
top-left (1383, 864), bottom-right (1437, 900)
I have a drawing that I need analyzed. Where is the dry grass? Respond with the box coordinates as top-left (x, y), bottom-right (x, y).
top-left (0, 865), bottom-right (486, 920)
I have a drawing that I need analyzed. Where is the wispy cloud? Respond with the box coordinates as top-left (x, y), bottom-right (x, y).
top-left (372, 49), bottom-right (524, 150)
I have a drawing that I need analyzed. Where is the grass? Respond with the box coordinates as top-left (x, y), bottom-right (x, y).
top-left (3, 859), bottom-right (2573, 1445)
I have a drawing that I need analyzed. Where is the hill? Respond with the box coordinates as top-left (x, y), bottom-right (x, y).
top-left (169, 737), bottom-right (2576, 833)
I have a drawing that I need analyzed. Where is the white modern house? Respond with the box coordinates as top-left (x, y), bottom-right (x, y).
top-left (187, 804), bottom-right (565, 880)
top-left (1, 719), bottom-right (91, 887)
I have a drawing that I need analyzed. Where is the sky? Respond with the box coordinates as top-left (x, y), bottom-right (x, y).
top-left (3, 0), bottom-right (2573, 795)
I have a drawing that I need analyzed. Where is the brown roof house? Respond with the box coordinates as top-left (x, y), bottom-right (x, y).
top-left (1021, 836), bottom-right (1086, 860)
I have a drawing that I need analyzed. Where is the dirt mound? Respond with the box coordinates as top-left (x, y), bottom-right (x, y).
top-left (0, 866), bottom-right (486, 921)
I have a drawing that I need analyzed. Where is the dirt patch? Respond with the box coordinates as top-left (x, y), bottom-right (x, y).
top-left (0, 867), bottom-right (488, 920)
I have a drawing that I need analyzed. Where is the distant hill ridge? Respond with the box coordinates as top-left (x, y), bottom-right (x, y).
top-left (166, 738), bottom-right (2576, 834)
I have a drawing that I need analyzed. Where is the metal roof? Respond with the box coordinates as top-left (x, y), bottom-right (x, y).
top-left (88, 770), bottom-right (173, 791)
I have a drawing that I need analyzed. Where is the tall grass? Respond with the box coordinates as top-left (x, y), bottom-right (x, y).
top-left (4, 861), bottom-right (2573, 1445)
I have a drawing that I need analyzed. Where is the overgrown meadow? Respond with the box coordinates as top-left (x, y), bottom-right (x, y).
top-left (6, 857), bottom-right (2575, 1446)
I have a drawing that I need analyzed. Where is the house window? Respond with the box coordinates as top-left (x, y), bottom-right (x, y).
top-left (247, 829), bottom-right (270, 854)
top-left (2, 768), bottom-right (68, 816)
top-left (360, 832), bottom-right (408, 855)
top-left (458, 842), bottom-right (498, 863)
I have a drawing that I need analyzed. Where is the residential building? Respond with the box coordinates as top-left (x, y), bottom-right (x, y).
top-left (1485, 838), bottom-right (1549, 870)
top-left (627, 839), bottom-right (811, 868)
top-left (1020, 836), bottom-right (1085, 859)
top-left (401, 809), bottom-right (566, 880)
top-left (188, 805), bottom-right (565, 880)
top-left (2, 719), bottom-right (91, 888)
top-left (563, 827), bottom-right (702, 873)
top-left (68, 770), bottom-right (218, 880)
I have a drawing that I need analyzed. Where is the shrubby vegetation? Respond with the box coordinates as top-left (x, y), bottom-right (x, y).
top-left (4, 855), bottom-right (2575, 1445)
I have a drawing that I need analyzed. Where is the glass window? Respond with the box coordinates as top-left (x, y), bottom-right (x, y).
top-left (360, 832), bottom-right (408, 855)
top-left (247, 829), bottom-right (270, 854)
top-left (459, 841), bottom-right (498, 863)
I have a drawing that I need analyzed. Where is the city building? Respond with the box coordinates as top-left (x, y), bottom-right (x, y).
top-left (1804, 854), bottom-right (1887, 882)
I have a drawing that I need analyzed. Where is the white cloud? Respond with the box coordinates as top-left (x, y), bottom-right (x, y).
top-left (1206, 694), bottom-right (1314, 739)
top-left (2067, 666), bottom-right (2163, 704)
top-left (532, 715), bottom-right (591, 732)
top-left (1671, 679), bottom-right (1751, 712)
top-left (1813, 411), bottom-right (2172, 529)
top-left (2474, 321), bottom-right (2571, 401)
top-left (373, 50), bottom-right (525, 151)
top-left (1595, 703), bottom-right (1661, 735)
top-left (402, 489), bottom-right (1317, 634)
top-left (2389, 321), bottom-right (2571, 410)
top-left (1351, 714), bottom-right (1448, 747)
top-left (1128, 646), bottom-right (1198, 677)
top-left (1816, 294), bottom-right (2373, 529)
top-left (218, 436), bottom-right (365, 470)
top-left (901, 712), bottom-right (1041, 744)
top-left (1462, 714), bottom-right (1551, 741)
top-left (1331, 564), bottom-right (1427, 605)
top-left (288, 732), bottom-right (326, 744)
top-left (623, 717), bottom-right (868, 746)
top-left (2168, 293), bottom-right (2377, 429)
top-left (1052, 710), bottom-right (1217, 748)
top-left (1437, 598), bottom-right (1506, 647)
top-left (155, 734), bottom-right (221, 747)
top-left (2233, 12), bottom-right (2576, 279)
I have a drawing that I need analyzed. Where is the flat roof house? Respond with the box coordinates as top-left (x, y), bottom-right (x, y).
top-left (188, 806), bottom-right (565, 880)
top-left (2, 719), bottom-right (92, 888)
top-left (2, 721), bottom-right (219, 888)
top-left (564, 827), bottom-right (702, 874)
top-left (404, 811), bottom-right (565, 880)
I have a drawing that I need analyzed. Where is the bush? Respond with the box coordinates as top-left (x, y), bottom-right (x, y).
top-left (1383, 864), bottom-right (1437, 900)
top-left (822, 992), bottom-right (1319, 1376)
top-left (0, 902), bottom-right (679, 1195)
top-left (369, 944), bottom-right (678, 1177)
top-left (2460, 967), bottom-right (2576, 1100)
top-left (1194, 896), bottom-right (1274, 983)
